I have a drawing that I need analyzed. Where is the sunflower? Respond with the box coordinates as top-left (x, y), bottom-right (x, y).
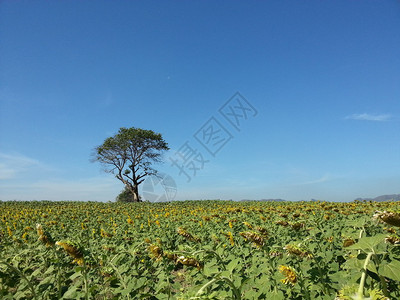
top-left (240, 231), bottom-right (265, 247)
top-left (56, 240), bottom-right (84, 265)
top-left (385, 235), bottom-right (400, 245)
top-left (242, 221), bottom-right (253, 229)
top-left (176, 255), bottom-right (203, 270)
top-left (279, 265), bottom-right (297, 285)
top-left (36, 224), bottom-right (55, 247)
top-left (148, 244), bottom-right (163, 259)
top-left (373, 211), bottom-right (400, 227)
top-left (275, 220), bottom-right (289, 226)
top-left (284, 244), bottom-right (312, 258)
top-left (255, 226), bottom-right (268, 237)
top-left (228, 231), bottom-right (235, 246)
top-left (342, 237), bottom-right (356, 248)
top-left (177, 227), bottom-right (201, 243)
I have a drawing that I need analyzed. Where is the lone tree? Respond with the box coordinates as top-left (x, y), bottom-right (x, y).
top-left (92, 127), bottom-right (169, 202)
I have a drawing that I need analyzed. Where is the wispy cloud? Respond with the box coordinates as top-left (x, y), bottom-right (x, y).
top-left (346, 113), bottom-right (392, 122)
top-left (299, 174), bottom-right (331, 185)
top-left (0, 176), bottom-right (121, 201)
top-left (0, 163), bottom-right (17, 179)
top-left (0, 152), bottom-right (42, 179)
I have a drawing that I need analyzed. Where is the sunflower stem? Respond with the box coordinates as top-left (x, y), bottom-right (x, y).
top-left (357, 252), bottom-right (373, 300)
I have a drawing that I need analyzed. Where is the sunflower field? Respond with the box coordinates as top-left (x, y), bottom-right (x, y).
top-left (1, 200), bottom-right (400, 299)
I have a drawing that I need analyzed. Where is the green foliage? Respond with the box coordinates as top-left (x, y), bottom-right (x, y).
top-left (1, 200), bottom-right (400, 299)
top-left (116, 187), bottom-right (141, 203)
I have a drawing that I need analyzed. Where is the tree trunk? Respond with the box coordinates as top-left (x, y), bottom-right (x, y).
top-left (132, 184), bottom-right (141, 202)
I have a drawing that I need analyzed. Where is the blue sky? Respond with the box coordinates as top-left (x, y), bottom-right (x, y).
top-left (1, 0), bottom-right (399, 202)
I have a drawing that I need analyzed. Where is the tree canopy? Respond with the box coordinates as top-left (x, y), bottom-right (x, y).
top-left (92, 127), bottom-right (169, 202)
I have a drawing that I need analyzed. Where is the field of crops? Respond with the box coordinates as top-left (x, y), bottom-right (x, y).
top-left (1, 200), bottom-right (400, 300)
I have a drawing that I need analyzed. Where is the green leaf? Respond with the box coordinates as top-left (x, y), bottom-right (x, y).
top-left (31, 268), bottom-right (42, 277)
top-left (379, 260), bottom-right (400, 281)
top-left (14, 291), bottom-right (29, 299)
top-left (69, 272), bottom-right (81, 281)
top-left (345, 234), bottom-right (387, 253)
top-left (155, 280), bottom-right (169, 293)
top-left (135, 277), bottom-right (147, 290)
top-left (226, 258), bottom-right (240, 273)
top-left (62, 286), bottom-right (78, 299)
top-left (38, 276), bottom-right (53, 287)
top-left (74, 266), bottom-right (84, 273)
top-left (203, 264), bottom-right (220, 277)
top-left (344, 256), bottom-right (378, 274)
top-left (265, 290), bottom-right (285, 300)
top-left (220, 270), bottom-right (232, 278)
top-left (43, 265), bottom-right (55, 275)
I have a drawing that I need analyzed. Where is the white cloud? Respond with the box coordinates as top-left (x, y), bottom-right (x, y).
top-left (0, 152), bottom-right (43, 179)
top-left (299, 174), bottom-right (331, 185)
top-left (0, 176), bottom-right (121, 201)
top-left (346, 113), bottom-right (391, 121)
top-left (0, 163), bottom-right (17, 179)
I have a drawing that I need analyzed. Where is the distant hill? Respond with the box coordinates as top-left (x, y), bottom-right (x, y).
top-left (354, 194), bottom-right (400, 202)
top-left (241, 198), bottom-right (286, 202)
top-left (240, 194), bottom-right (400, 202)
top-left (260, 198), bottom-right (286, 202)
